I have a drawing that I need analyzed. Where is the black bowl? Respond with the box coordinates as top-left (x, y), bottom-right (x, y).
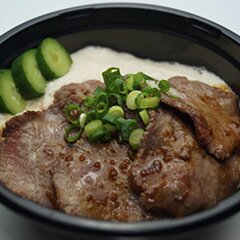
top-left (1, 3), bottom-right (240, 239)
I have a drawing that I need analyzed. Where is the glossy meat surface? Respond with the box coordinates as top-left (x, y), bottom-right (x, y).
top-left (0, 78), bottom-right (240, 221)
top-left (52, 138), bottom-right (150, 221)
top-left (0, 80), bottom-right (102, 207)
top-left (162, 77), bottom-right (240, 160)
top-left (129, 108), bottom-right (240, 217)
top-left (0, 110), bottom-right (66, 207)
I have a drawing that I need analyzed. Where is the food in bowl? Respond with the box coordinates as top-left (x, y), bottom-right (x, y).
top-left (0, 44), bottom-right (240, 222)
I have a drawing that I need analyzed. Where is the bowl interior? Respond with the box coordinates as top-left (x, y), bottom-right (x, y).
top-left (0, 3), bottom-right (240, 237)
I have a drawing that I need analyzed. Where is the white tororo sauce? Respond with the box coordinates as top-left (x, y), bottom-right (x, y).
top-left (0, 46), bottom-right (227, 130)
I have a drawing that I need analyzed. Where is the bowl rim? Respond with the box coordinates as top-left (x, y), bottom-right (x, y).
top-left (1, 2), bottom-right (240, 237)
top-left (1, 2), bottom-right (240, 44)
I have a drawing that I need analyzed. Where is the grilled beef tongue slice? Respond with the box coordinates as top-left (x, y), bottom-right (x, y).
top-left (129, 108), bottom-right (240, 217)
top-left (161, 77), bottom-right (240, 160)
top-left (51, 81), bottom-right (104, 112)
top-left (51, 81), bottom-right (151, 221)
top-left (52, 138), bottom-right (151, 221)
top-left (0, 110), bottom-right (65, 207)
top-left (1, 78), bottom-right (240, 220)
top-left (0, 80), bottom-right (102, 207)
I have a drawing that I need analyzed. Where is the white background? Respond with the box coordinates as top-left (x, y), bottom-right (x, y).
top-left (1, 0), bottom-right (240, 239)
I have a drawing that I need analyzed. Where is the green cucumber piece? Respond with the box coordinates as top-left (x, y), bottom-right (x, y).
top-left (12, 49), bottom-right (46, 99)
top-left (36, 38), bottom-right (72, 80)
top-left (0, 69), bottom-right (26, 114)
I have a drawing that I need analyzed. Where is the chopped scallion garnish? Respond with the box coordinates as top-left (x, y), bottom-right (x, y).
top-left (109, 93), bottom-right (123, 106)
top-left (120, 119), bottom-right (138, 141)
top-left (103, 112), bottom-right (119, 125)
top-left (158, 79), bottom-right (171, 92)
top-left (64, 103), bottom-right (81, 125)
top-left (114, 117), bottom-right (126, 130)
top-left (142, 86), bottom-right (161, 97)
top-left (64, 67), bottom-right (171, 149)
top-left (126, 75), bottom-right (134, 91)
top-left (64, 125), bottom-right (82, 143)
top-left (96, 101), bottom-right (108, 117)
top-left (129, 128), bottom-right (145, 150)
top-left (139, 109), bottom-right (150, 125)
top-left (86, 110), bottom-right (98, 123)
top-left (79, 113), bottom-right (87, 127)
top-left (84, 120), bottom-right (104, 142)
top-left (108, 105), bottom-right (124, 118)
top-left (102, 67), bottom-right (121, 86)
top-left (126, 90), bottom-right (142, 110)
top-left (139, 96), bottom-right (160, 109)
top-left (84, 95), bottom-right (95, 108)
top-left (93, 86), bottom-right (105, 96)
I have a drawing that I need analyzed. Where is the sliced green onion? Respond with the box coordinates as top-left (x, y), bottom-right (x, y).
top-left (135, 72), bottom-right (154, 81)
top-left (121, 129), bottom-right (130, 141)
top-left (108, 105), bottom-right (124, 118)
top-left (135, 93), bottom-right (144, 108)
top-left (104, 123), bottom-right (116, 133)
top-left (93, 86), bottom-right (105, 97)
top-left (167, 87), bottom-right (181, 99)
top-left (102, 67), bottom-right (121, 86)
top-left (95, 91), bottom-right (108, 104)
top-left (79, 113), bottom-right (87, 127)
top-left (109, 93), bottom-right (123, 106)
top-left (129, 128), bottom-right (145, 150)
top-left (64, 68), bottom-right (170, 146)
top-left (84, 95), bottom-right (95, 108)
top-left (139, 96), bottom-right (160, 109)
top-left (84, 120), bottom-right (104, 142)
top-left (132, 76), bottom-right (145, 90)
top-left (139, 109), bottom-right (150, 125)
top-left (103, 123), bottom-right (116, 140)
top-left (65, 125), bottom-right (82, 143)
top-left (121, 119), bottom-right (138, 141)
top-left (88, 129), bottom-right (105, 142)
top-left (108, 78), bottom-right (121, 93)
top-left (126, 75), bottom-right (134, 91)
top-left (103, 129), bottom-right (112, 141)
top-left (142, 86), bottom-right (161, 97)
top-left (158, 79), bottom-right (171, 92)
top-left (106, 77), bottom-right (127, 95)
top-left (119, 82), bottom-right (128, 95)
top-left (64, 103), bottom-right (81, 125)
top-left (96, 101), bottom-right (108, 117)
top-left (103, 113), bottom-right (119, 125)
top-left (126, 90), bottom-right (142, 110)
top-left (86, 110), bottom-right (98, 123)
top-left (131, 72), bottom-right (154, 90)
top-left (114, 117), bottom-right (126, 130)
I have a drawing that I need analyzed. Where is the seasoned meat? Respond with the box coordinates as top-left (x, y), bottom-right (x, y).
top-left (52, 138), bottom-right (150, 221)
top-left (51, 80), bottom-right (150, 221)
top-left (161, 77), bottom-right (240, 160)
top-left (0, 80), bottom-right (102, 207)
top-left (129, 108), bottom-right (240, 217)
top-left (51, 80), bottom-right (104, 111)
top-left (1, 77), bottom-right (240, 221)
top-left (0, 110), bottom-right (66, 207)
